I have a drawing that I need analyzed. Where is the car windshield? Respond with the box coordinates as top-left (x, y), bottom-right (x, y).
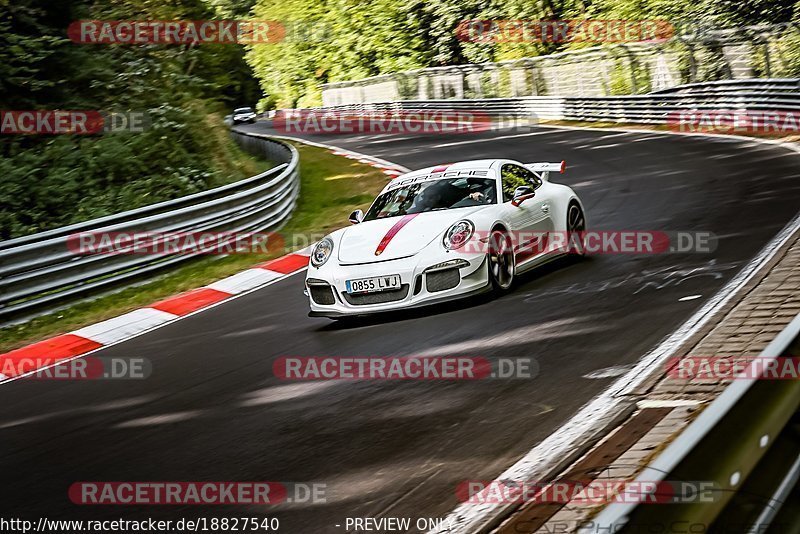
top-left (363, 177), bottom-right (497, 221)
top-left (234, 108), bottom-right (253, 114)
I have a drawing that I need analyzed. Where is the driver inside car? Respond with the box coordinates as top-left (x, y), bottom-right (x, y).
top-left (464, 178), bottom-right (496, 204)
top-left (410, 182), bottom-right (453, 211)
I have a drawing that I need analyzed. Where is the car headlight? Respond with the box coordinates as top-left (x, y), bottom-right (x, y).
top-left (443, 220), bottom-right (474, 250)
top-left (311, 237), bottom-right (334, 267)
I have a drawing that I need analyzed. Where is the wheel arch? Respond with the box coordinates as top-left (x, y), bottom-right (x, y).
top-left (566, 197), bottom-right (587, 229)
top-left (490, 222), bottom-right (509, 233)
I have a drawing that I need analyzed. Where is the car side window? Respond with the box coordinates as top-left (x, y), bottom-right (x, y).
top-left (501, 164), bottom-right (542, 202)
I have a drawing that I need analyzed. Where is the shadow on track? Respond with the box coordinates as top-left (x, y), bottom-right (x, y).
top-left (315, 255), bottom-right (589, 330)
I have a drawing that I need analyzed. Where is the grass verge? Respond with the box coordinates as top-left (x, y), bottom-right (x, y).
top-left (0, 141), bottom-right (389, 353)
top-left (205, 112), bottom-right (276, 186)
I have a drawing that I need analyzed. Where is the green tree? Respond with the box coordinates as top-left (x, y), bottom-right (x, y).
top-left (0, 0), bottom-right (263, 239)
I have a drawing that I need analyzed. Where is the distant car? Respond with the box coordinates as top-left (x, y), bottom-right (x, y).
top-left (232, 107), bottom-right (257, 124)
top-left (305, 159), bottom-right (587, 318)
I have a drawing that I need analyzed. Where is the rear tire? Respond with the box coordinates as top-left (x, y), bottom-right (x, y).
top-left (488, 229), bottom-right (515, 292)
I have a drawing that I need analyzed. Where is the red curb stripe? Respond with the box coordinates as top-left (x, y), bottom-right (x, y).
top-left (375, 214), bottom-right (419, 256)
top-left (1, 251), bottom-right (317, 377)
top-left (258, 253), bottom-right (309, 274)
top-left (150, 288), bottom-right (231, 316)
top-left (432, 164), bottom-right (451, 173)
top-left (0, 334), bottom-right (103, 378)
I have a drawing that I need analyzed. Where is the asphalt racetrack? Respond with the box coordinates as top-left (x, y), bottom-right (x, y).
top-left (2, 123), bottom-right (799, 532)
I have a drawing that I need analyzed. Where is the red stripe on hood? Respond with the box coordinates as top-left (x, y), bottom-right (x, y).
top-left (375, 214), bottom-right (419, 256)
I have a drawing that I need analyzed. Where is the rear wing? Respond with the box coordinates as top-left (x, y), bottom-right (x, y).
top-left (524, 161), bottom-right (566, 182)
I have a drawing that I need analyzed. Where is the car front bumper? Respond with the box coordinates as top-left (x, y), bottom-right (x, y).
top-left (306, 253), bottom-right (490, 318)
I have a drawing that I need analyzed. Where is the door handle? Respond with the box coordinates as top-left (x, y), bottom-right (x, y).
top-left (541, 203), bottom-right (550, 214)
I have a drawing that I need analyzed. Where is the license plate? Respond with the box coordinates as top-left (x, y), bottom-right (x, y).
top-left (346, 275), bottom-right (401, 294)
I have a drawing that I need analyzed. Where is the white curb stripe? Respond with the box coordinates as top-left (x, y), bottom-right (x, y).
top-left (261, 133), bottom-right (412, 173)
top-left (207, 268), bottom-right (283, 294)
top-left (71, 308), bottom-right (179, 345)
top-left (294, 246), bottom-right (315, 257)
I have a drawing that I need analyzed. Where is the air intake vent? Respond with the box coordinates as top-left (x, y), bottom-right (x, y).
top-left (413, 275), bottom-right (423, 295)
top-left (309, 284), bottom-right (336, 305)
top-left (426, 268), bottom-right (460, 292)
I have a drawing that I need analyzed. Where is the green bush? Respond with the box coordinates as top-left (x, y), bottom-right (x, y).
top-left (760, 28), bottom-right (800, 77)
top-left (0, 0), bottom-right (262, 240)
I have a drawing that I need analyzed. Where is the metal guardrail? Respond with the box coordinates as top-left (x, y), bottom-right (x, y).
top-left (0, 132), bottom-right (300, 323)
top-left (591, 312), bottom-right (800, 532)
top-left (309, 78), bottom-right (800, 125)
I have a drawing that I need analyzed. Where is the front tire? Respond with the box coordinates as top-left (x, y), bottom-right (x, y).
top-left (566, 202), bottom-right (587, 256)
top-left (488, 229), bottom-right (515, 292)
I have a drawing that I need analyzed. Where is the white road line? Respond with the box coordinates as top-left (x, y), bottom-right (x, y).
top-left (428, 137), bottom-right (800, 534)
top-left (583, 365), bottom-right (634, 379)
top-left (363, 136), bottom-right (417, 145)
top-left (535, 123), bottom-right (800, 155)
top-left (637, 399), bottom-right (704, 409)
top-left (257, 133), bottom-right (412, 173)
top-left (431, 131), bottom-right (555, 148)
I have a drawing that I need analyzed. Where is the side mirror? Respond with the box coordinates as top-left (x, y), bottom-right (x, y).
top-left (349, 209), bottom-right (364, 224)
top-left (511, 186), bottom-right (535, 206)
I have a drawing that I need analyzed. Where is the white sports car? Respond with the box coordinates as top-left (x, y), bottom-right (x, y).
top-left (305, 159), bottom-right (586, 318)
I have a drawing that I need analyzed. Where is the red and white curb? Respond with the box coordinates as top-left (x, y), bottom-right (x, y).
top-left (0, 250), bottom-right (312, 383)
top-left (329, 149), bottom-right (407, 177)
top-left (1, 135), bottom-right (411, 384)
top-left (250, 132), bottom-right (411, 176)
